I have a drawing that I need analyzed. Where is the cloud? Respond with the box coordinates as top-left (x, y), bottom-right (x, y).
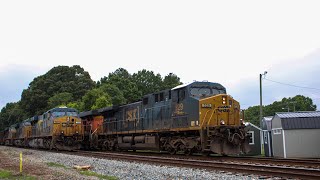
top-left (0, 64), bottom-right (47, 109)
top-left (229, 49), bottom-right (320, 110)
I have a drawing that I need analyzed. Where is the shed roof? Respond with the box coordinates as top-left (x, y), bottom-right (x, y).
top-left (263, 116), bottom-right (273, 121)
top-left (275, 111), bottom-right (320, 130)
top-left (261, 116), bottom-right (273, 131)
top-left (276, 111), bottom-right (320, 118)
top-left (245, 122), bottom-right (262, 131)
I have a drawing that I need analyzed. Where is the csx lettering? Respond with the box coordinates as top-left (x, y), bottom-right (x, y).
top-left (126, 109), bottom-right (138, 121)
top-left (217, 106), bottom-right (230, 112)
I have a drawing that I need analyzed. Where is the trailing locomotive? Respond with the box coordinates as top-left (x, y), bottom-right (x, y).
top-left (0, 107), bottom-right (83, 151)
top-left (80, 81), bottom-right (250, 155)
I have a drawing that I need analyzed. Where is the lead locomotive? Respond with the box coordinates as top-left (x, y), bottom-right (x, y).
top-left (81, 81), bottom-right (250, 155)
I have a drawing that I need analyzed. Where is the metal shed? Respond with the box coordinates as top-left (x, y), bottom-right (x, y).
top-left (244, 122), bottom-right (262, 156)
top-left (271, 111), bottom-right (320, 158)
top-left (261, 116), bottom-right (273, 157)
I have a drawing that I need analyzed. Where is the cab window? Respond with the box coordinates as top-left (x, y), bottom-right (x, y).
top-left (190, 87), bottom-right (212, 96)
top-left (178, 89), bottom-right (186, 103)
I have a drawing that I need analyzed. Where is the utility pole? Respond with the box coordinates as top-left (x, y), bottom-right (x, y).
top-left (259, 71), bottom-right (267, 128)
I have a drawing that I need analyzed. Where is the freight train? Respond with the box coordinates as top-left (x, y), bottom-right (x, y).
top-left (0, 81), bottom-right (250, 155)
top-left (80, 81), bottom-right (250, 155)
top-left (0, 107), bottom-right (83, 151)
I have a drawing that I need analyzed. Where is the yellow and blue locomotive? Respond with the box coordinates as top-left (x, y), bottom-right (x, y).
top-left (80, 81), bottom-right (250, 155)
top-left (1, 107), bottom-right (83, 151)
top-left (28, 107), bottom-right (83, 151)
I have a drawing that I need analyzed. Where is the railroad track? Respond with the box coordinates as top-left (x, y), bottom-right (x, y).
top-left (220, 156), bottom-right (320, 169)
top-left (71, 150), bottom-right (320, 180)
top-left (75, 150), bottom-right (320, 169)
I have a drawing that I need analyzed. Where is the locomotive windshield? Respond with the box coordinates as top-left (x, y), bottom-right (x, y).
top-left (52, 111), bottom-right (78, 117)
top-left (190, 86), bottom-right (226, 97)
top-left (50, 107), bottom-right (78, 117)
top-left (190, 87), bottom-right (211, 96)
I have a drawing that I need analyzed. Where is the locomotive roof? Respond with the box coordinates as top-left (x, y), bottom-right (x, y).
top-left (79, 109), bottom-right (100, 118)
top-left (46, 107), bottom-right (78, 113)
top-left (79, 106), bottom-right (119, 118)
top-left (172, 81), bottom-right (226, 90)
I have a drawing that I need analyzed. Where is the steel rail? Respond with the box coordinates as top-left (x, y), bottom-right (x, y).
top-left (72, 151), bottom-right (320, 180)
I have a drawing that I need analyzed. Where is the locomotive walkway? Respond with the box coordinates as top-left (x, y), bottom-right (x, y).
top-left (70, 150), bottom-right (320, 179)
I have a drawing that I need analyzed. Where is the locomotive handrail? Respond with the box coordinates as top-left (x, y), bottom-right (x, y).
top-left (91, 128), bottom-right (98, 136)
top-left (201, 110), bottom-right (212, 127)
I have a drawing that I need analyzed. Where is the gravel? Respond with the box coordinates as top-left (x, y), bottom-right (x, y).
top-left (1, 146), bottom-right (260, 179)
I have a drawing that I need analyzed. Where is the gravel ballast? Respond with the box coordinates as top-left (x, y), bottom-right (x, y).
top-left (0, 146), bottom-right (259, 179)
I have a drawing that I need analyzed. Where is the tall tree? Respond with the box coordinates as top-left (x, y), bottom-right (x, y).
top-left (99, 84), bottom-right (126, 106)
top-left (162, 73), bottom-right (182, 90)
top-left (132, 69), bottom-right (163, 95)
top-left (20, 65), bottom-right (95, 116)
top-left (81, 88), bottom-right (112, 111)
top-left (48, 92), bottom-right (73, 109)
top-left (99, 68), bottom-right (142, 103)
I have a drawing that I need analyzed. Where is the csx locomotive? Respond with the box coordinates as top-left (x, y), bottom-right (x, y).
top-left (0, 107), bottom-right (83, 151)
top-left (80, 81), bottom-right (250, 155)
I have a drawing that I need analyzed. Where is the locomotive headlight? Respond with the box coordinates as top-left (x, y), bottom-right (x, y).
top-left (61, 131), bottom-right (64, 134)
top-left (222, 101), bottom-right (226, 104)
top-left (220, 120), bottom-right (225, 125)
top-left (240, 119), bottom-right (245, 125)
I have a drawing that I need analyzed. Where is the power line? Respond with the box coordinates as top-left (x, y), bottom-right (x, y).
top-left (264, 78), bottom-right (320, 92)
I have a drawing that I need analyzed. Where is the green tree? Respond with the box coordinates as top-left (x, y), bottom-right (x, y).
top-left (48, 92), bottom-right (73, 108)
top-left (132, 69), bottom-right (163, 95)
top-left (20, 65), bottom-right (95, 116)
top-left (99, 68), bottom-right (142, 103)
top-left (99, 84), bottom-right (126, 105)
top-left (162, 73), bottom-right (182, 90)
top-left (91, 96), bottom-right (112, 110)
top-left (244, 106), bottom-right (260, 127)
top-left (67, 101), bottom-right (84, 112)
top-left (0, 102), bottom-right (26, 130)
top-left (82, 88), bottom-right (112, 111)
top-left (245, 95), bottom-right (317, 127)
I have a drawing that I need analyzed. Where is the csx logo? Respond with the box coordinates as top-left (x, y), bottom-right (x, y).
top-left (126, 109), bottom-right (138, 121)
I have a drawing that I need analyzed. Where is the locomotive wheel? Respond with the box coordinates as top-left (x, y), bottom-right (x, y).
top-left (184, 149), bottom-right (193, 156)
top-left (168, 147), bottom-right (176, 155)
top-left (115, 144), bottom-right (120, 152)
top-left (101, 141), bottom-right (108, 151)
top-left (108, 145), bottom-right (114, 151)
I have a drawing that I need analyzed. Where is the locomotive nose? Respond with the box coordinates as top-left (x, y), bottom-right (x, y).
top-left (199, 94), bottom-right (240, 127)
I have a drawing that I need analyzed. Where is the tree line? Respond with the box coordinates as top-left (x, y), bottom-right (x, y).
top-left (245, 95), bottom-right (317, 126)
top-left (0, 66), bottom-right (182, 130)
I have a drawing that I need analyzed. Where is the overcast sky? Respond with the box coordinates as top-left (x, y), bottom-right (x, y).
top-left (1, 1), bottom-right (320, 110)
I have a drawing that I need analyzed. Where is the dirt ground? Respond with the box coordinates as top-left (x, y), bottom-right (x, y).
top-left (0, 147), bottom-right (97, 180)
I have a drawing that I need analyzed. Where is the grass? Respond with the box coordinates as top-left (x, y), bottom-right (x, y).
top-left (79, 170), bottom-right (118, 180)
top-left (0, 170), bottom-right (11, 179)
top-left (0, 169), bottom-right (36, 180)
top-left (46, 162), bottom-right (68, 169)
